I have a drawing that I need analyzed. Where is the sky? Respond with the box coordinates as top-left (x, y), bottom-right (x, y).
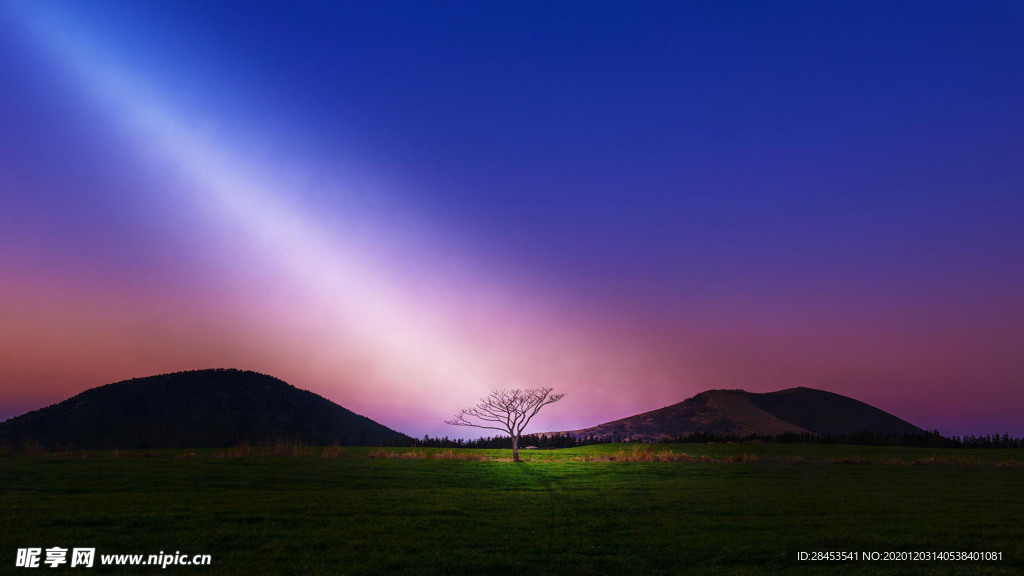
top-left (1, 0), bottom-right (1022, 438)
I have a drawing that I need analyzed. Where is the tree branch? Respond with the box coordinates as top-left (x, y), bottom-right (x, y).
top-left (446, 388), bottom-right (566, 441)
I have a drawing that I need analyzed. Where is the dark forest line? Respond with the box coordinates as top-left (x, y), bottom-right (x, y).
top-left (391, 430), bottom-right (1024, 450)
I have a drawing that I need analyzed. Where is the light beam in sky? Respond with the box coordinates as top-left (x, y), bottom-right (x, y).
top-left (6, 2), bottom-right (1020, 437)
top-left (6, 2), bottom-right (610, 426)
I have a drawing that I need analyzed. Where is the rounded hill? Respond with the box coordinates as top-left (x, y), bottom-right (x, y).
top-left (560, 386), bottom-right (924, 441)
top-left (0, 369), bottom-right (409, 450)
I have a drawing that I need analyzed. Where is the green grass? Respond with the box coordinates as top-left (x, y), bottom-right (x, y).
top-left (2, 444), bottom-right (1022, 574)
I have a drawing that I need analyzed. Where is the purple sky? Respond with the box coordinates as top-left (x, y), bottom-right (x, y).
top-left (1, 1), bottom-right (1022, 437)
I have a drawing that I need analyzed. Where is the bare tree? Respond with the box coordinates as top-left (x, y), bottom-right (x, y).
top-left (445, 388), bottom-right (565, 462)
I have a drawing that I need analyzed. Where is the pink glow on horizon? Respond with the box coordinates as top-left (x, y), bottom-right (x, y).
top-left (4, 257), bottom-right (1021, 437)
top-left (1, 4), bottom-right (1021, 439)
top-left (0, 6), bottom-right (673, 437)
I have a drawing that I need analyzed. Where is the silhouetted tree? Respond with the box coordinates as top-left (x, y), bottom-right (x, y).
top-left (445, 388), bottom-right (565, 462)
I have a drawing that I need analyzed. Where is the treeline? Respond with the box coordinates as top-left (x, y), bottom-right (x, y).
top-left (938, 433), bottom-right (1023, 449)
top-left (389, 430), bottom-right (1024, 449)
top-left (386, 433), bottom-right (611, 449)
top-left (658, 430), bottom-right (1024, 448)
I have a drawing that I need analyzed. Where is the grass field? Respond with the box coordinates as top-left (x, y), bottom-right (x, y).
top-left (2, 444), bottom-right (1022, 574)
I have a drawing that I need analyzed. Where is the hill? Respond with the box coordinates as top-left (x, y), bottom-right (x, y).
top-left (0, 369), bottom-right (409, 450)
top-left (561, 387), bottom-right (924, 441)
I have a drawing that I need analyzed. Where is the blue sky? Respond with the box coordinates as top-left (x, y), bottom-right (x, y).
top-left (1, 1), bottom-right (1022, 436)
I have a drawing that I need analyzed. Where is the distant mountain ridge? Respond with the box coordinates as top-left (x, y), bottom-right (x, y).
top-left (0, 369), bottom-right (409, 450)
top-left (561, 387), bottom-right (923, 441)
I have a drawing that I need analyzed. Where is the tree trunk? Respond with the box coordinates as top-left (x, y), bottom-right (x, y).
top-left (512, 434), bottom-right (520, 462)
